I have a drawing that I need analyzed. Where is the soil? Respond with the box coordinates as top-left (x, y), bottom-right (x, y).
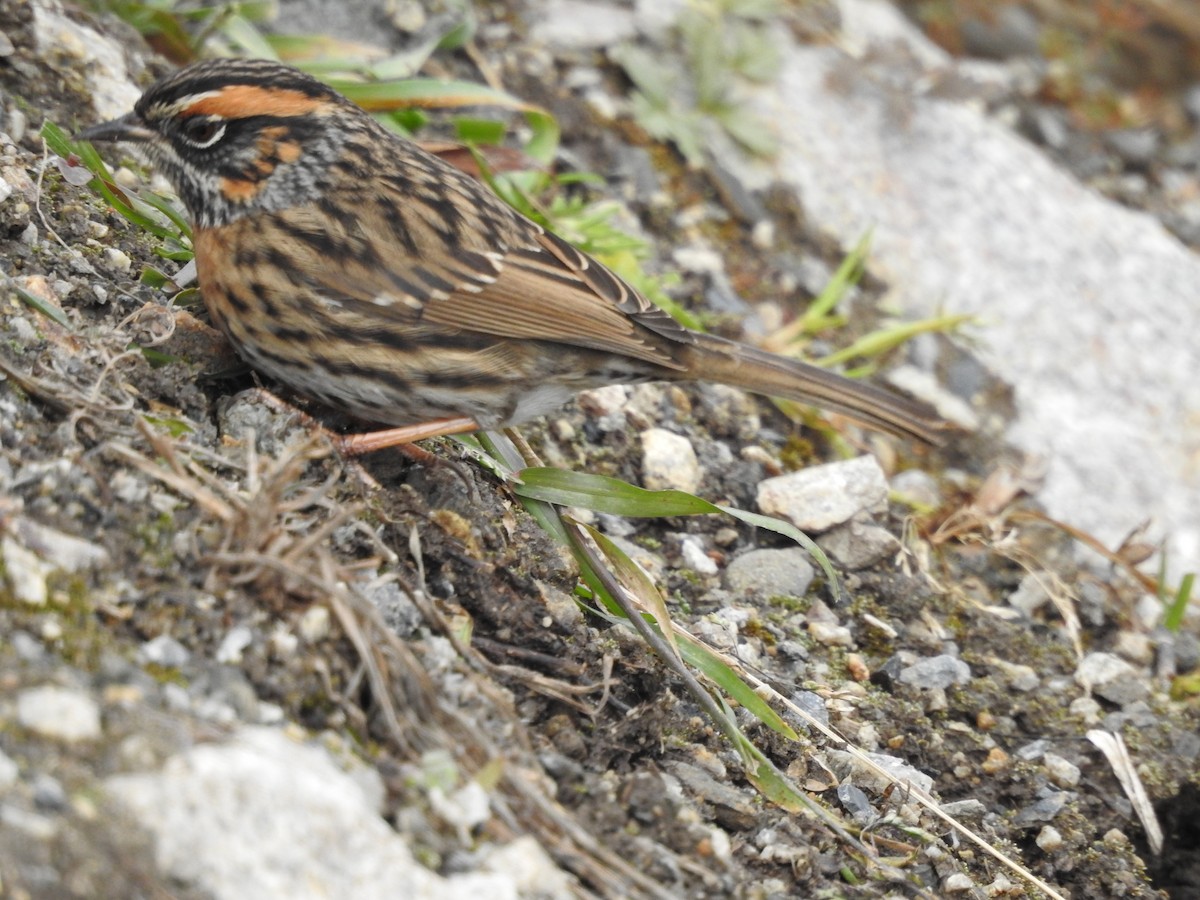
top-left (0, 2), bottom-right (1197, 898)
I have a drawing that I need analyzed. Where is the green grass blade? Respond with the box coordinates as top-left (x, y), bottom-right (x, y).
top-left (330, 78), bottom-right (560, 164)
top-left (1163, 572), bottom-right (1195, 632)
top-left (580, 521), bottom-right (682, 660)
top-left (515, 467), bottom-right (842, 600)
top-left (515, 467), bottom-right (721, 517)
top-left (817, 313), bottom-right (974, 368)
top-left (13, 284), bottom-right (71, 329)
top-left (675, 631), bottom-right (797, 739)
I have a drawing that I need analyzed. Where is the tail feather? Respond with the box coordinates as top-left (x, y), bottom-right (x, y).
top-left (682, 333), bottom-right (946, 445)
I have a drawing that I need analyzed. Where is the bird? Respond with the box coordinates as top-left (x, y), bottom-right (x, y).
top-left (75, 58), bottom-right (945, 455)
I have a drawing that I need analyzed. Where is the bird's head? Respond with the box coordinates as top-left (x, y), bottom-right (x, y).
top-left (77, 59), bottom-right (353, 227)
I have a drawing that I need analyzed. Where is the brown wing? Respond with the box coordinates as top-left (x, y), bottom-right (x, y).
top-left (281, 134), bottom-right (693, 371)
top-left (417, 228), bottom-right (691, 370)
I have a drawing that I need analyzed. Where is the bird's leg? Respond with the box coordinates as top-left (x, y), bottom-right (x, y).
top-left (332, 416), bottom-right (480, 457)
top-left (238, 388), bottom-right (477, 462)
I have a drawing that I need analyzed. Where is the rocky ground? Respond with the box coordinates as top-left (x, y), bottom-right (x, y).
top-left (0, 1), bottom-right (1197, 898)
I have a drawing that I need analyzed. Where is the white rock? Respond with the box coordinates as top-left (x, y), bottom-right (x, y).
top-left (757, 456), bottom-right (888, 532)
top-left (13, 518), bottom-right (109, 572)
top-left (640, 427), bottom-right (702, 493)
top-left (1036, 825), bottom-right (1064, 852)
top-left (216, 626), bottom-right (253, 664)
top-left (530, 0), bottom-right (636, 49)
top-left (17, 686), bottom-right (101, 742)
top-left (480, 836), bottom-right (574, 898)
top-left (717, 5), bottom-right (1200, 573)
top-left (105, 727), bottom-right (522, 899)
top-left (2, 537), bottom-right (50, 605)
top-left (1007, 573), bottom-right (1052, 616)
top-left (1043, 753), bottom-right (1081, 788)
top-left (103, 247), bottom-right (131, 273)
top-left (826, 748), bottom-right (934, 795)
top-left (678, 534), bottom-right (718, 576)
top-left (808, 621), bottom-right (854, 647)
top-left (0, 749), bottom-right (19, 790)
top-left (298, 605), bottom-right (331, 643)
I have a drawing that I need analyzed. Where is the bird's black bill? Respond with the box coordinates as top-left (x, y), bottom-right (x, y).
top-left (75, 111), bottom-right (154, 144)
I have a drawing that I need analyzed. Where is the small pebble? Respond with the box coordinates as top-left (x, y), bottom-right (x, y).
top-left (981, 747), bottom-right (1010, 775)
top-left (2, 537), bottom-right (50, 605)
top-left (1036, 825), bottom-right (1064, 852)
top-left (1043, 753), bottom-right (1081, 788)
top-left (138, 634), bottom-right (190, 668)
top-left (677, 534), bottom-right (718, 576)
top-left (217, 626), bottom-right (254, 664)
top-left (943, 873), bottom-right (975, 892)
top-left (0, 751), bottom-right (18, 791)
top-left (298, 606), bottom-right (331, 642)
top-left (808, 621), bottom-right (854, 647)
top-left (898, 654), bottom-right (971, 690)
top-left (102, 247), bottom-right (131, 273)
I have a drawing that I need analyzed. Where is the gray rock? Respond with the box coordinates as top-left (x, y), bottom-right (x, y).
top-left (959, 4), bottom-right (1042, 59)
top-left (790, 690), bottom-right (829, 728)
top-left (1105, 129), bottom-right (1160, 168)
top-left (817, 517), bottom-right (900, 569)
top-left (1014, 791), bottom-right (1070, 826)
top-left (757, 456), bottom-right (888, 533)
top-left (31, 773), bottom-right (67, 811)
top-left (138, 635), bottom-right (190, 668)
top-left (723, 547), bottom-right (815, 599)
top-left (1075, 652), bottom-right (1149, 705)
top-left (836, 782), bottom-right (873, 824)
top-left (889, 469), bottom-right (942, 509)
top-left (826, 749), bottom-right (934, 795)
top-left (898, 654), bottom-right (971, 690)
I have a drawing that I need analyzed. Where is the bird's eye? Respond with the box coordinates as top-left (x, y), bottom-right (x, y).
top-left (179, 117), bottom-right (226, 148)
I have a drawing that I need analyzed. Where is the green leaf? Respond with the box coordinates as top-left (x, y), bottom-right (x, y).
top-left (580, 521), bottom-right (682, 660)
top-left (816, 313), bottom-right (974, 367)
top-left (515, 468), bottom-right (720, 517)
top-left (514, 467), bottom-right (842, 600)
top-left (676, 631), bottom-right (798, 739)
top-left (711, 103), bottom-right (777, 157)
top-left (453, 117), bottom-right (507, 145)
top-left (1163, 572), bottom-right (1195, 633)
top-left (609, 43), bottom-right (677, 105)
top-left (142, 414), bottom-right (194, 436)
